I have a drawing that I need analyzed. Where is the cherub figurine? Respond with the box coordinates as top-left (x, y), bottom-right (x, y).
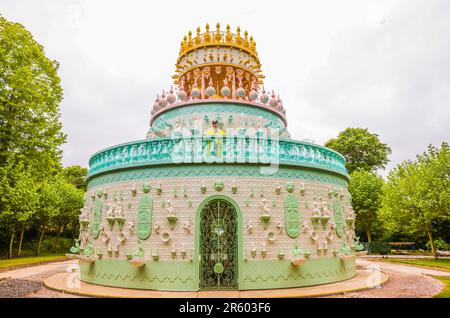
top-left (79, 207), bottom-right (88, 221)
top-left (312, 198), bottom-right (321, 217)
top-left (154, 221), bottom-right (160, 234)
top-left (247, 221), bottom-right (254, 234)
top-left (184, 219), bottom-right (191, 234)
top-left (302, 220), bottom-right (309, 233)
top-left (322, 202), bottom-right (330, 217)
top-left (261, 199), bottom-right (271, 215)
top-left (106, 204), bottom-right (114, 219)
top-left (166, 200), bottom-right (175, 216)
top-left (115, 199), bottom-right (124, 218)
top-left (127, 221), bottom-right (134, 237)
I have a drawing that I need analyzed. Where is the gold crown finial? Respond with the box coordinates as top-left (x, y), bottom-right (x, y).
top-left (187, 31), bottom-right (193, 47)
top-left (250, 36), bottom-right (256, 52)
top-left (215, 22), bottom-right (222, 42)
top-left (176, 24), bottom-right (262, 83)
top-left (204, 23), bottom-right (211, 43)
top-left (195, 27), bottom-right (202, 44)
top-left (235, 27), bottom-right (242, 45)
top-left (179, 39), bottom-right (186, 54)
top-left (225, 24), bottom-right (232, 43)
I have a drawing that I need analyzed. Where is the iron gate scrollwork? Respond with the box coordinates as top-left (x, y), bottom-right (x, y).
top-left (199, 199), bottom-right (238, 290)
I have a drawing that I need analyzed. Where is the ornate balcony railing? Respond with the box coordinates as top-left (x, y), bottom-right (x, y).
top-left (87, 136), bottom-right (348, 179)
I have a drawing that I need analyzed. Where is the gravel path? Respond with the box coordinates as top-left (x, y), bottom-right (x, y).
top-left (0, 261), bottom-right (85, 298)
top-left (0, 258), bottom-right (448, 298)
top-left (0, 279), bottom-right (43, 298)
top-left (325, 259), bottom-right (448, 298)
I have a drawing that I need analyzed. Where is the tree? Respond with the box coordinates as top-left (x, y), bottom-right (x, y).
top-left (380, 142), bottom-right (450, 259)
top-left (61, 165), bottom-right (88, 191)
top-left (0, 16), bottom-right (66, 257)
top-left (349, 170), bottom-right (384, 242)
top-left (0, 157), bottom-right (39, 258)
top-left (0, 16), bottom-right (66, 169)
top-left (325, 128), bottom-right (391, 173)
top-left (50, 177), bottom-right (84, 252)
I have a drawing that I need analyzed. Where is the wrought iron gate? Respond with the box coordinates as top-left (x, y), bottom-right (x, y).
top-left (199, 199), bottom-right (238, 290)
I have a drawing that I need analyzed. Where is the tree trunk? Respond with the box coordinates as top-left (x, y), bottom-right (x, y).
top-left (367, 229), bottom-right (372, 243)
top-left (427, 229), bottom-right (437, 260)
top-left (17, 227), bottom-right (25, 257)
top-left (52, 224), bottom-right (62, 252)
top-left (35, 225), bottom-right (46, 256)
top-left (8, 230), bottom-right (15, 259)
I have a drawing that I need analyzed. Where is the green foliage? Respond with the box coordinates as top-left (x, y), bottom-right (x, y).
top-left (426, 239), bottom-right (450, 251)
top-left (61, 165), bottom-right (87, 191)
top-left (349, 170), bottom-right (384, 241)
top-left (0, 16), bottom-right (81, 258)
top-left (0, 15), bottom-right (66, 172)
top-left (380, 142), bottom-right (450, 257)
top-left (366, 242), bottom-right (390, 255)
top-left (325, 128), bottom-right (391, 173)
top-left (0, 158), bottom-right (39, 231)
top-left (19, 235), bottom-right (73, 256)
top-left (34, 175), bottom-right (84, 230)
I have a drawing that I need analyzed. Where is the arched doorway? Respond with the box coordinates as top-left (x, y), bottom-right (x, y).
top-left (196, 196), bottom-right (240, 290)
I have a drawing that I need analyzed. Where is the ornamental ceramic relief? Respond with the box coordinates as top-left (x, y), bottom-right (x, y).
top-left (137, 192), bottom-right (153, 240)
top-left (284, 184), bottom-right (300, 238)
top-left (91, 199), bottom-right (103, 239)
top-left (333, 197), bottom-right (344, 238)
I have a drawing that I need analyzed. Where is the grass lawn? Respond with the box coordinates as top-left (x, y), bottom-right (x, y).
top-left (433, 276), bottom-right (450, 298)
top-left (383, 258), bottom-right (450, 271)
top-left (0, 254), bottom-right (67, 269)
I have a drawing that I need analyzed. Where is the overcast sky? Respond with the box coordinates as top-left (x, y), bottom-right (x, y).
top-left (1, 0), bottom-right (449, 176)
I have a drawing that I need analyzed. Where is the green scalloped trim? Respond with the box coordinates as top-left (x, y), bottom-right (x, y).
top-left (87, 164), bottom-right (348, 188)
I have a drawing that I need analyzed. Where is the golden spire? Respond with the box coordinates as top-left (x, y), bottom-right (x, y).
top-left (225, 24), bottom-right (232, 43)
top-left (249, 36), bottom-right (256, 52)
top-left (214, 23), bottom-right (222, 43)
top-left (204, 23), bottom-right (211, 43)
top-left (187, 31), bottom-right (193, 48)
top-left (195, 27), bottom-right (202, 45)
top-left (244, 30), bottom-right (249, 48)
top-left (180, 36), bottom-right (187, 53)
top-left (235, 26), bottom-right (242, 45)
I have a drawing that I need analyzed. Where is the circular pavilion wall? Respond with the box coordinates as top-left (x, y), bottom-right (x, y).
top-left (79, 163), bottom-right (357, 291)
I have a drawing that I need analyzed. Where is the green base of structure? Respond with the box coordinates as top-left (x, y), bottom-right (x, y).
top-left (80, 257), bottom-right (356, 291)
